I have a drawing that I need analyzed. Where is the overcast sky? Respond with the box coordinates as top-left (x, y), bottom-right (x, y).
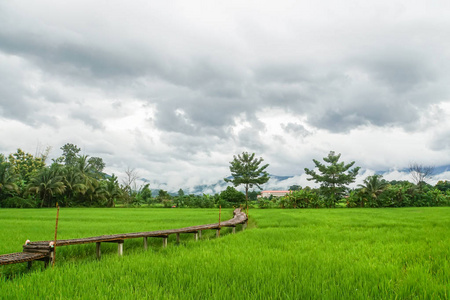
top-left (1, 1), bottom-right (449, 191)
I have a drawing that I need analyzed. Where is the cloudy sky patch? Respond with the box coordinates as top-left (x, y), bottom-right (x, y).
top-left (1, 0), bottom-right (449, 191)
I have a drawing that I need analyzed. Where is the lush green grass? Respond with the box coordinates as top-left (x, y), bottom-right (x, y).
top-left (1, 207), bottom-right (449, 299)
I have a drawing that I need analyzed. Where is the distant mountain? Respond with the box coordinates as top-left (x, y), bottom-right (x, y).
top-left (142, 174), bottom-right (296, 196)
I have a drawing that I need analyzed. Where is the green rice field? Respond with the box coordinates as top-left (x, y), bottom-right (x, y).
top-left (1, 207), bottom-right (449, 299)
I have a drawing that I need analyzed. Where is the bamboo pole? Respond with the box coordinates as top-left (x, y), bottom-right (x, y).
top-left (218, 205), bottom-right (221, 237)
top-left (52, 203), bottom-right (60, 268)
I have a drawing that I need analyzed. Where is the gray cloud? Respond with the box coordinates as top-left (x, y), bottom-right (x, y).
top-left (282, 123), bottom-right (311, 137)
top-left (1, 0), bottom-right (450, 188)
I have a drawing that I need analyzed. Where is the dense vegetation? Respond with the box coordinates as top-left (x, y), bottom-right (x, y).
top-left (0, 144), bottom-right (247, 209)
top-left (1, 208), bottom-right (449, 298)
top-left (1, 146), bottom-right (449, 209)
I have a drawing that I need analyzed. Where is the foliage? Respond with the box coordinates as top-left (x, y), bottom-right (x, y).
top-left (357, 174), bottom-right (388, 207)
top-left (27, 164), bottom-right (66, 207)
top-left (55, 143), bottom-right (81, 166)
top-left (304, 151), bottom-right (360, 207)
top-left (435, 180), bottom-right (450, 192)
top-left (7, 149), bottom-right (45, 182)
top-left (0, 144), bottom-right (125, 208)
top-left (219, 186), bottom-right (246, 205)
top-left (224, 152), bottom-right (269, 207)
top-left (0, 155), bottom-right (19, 199)
top-left (257, 197), bottom-right (277, 209)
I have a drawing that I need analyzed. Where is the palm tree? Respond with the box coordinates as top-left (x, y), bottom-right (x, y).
top-left (28, 165), bottom-right (66, 207)
top-left (84, 178), bottom-right (106, 206)
top-left (0, 156), bottom-right (19, 195)
top-left (63, 166), bottom-right (88, 199)
top-left (358, 175), bottom-right (388, 207)
top-left (103, 174), bottom-right (122, 207)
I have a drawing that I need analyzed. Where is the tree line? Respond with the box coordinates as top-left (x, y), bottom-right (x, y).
top-left (1, 146), bottom-right (449, 209)
top-left (0, 144), bottom-right (251, 208)
top-left (251, 151), bottom-right (450, 209)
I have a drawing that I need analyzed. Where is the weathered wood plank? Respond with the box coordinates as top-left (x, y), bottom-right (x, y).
top-left (0, 252), bottom-right (49, 266)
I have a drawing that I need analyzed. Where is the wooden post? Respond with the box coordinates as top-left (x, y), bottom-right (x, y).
top-left (198, 230), bottom-right (202, 239)
top-left (232, 226), bottom-right (236, 234)
top-left (143, 237), bottom-right (148, 251)
top-left (194, 232), bottom-right (198, 241)
top-left (118, 241), bottom-right (124, 256)
top-left (176, 233), bottom-right (180, 244)
top-left (163, 237), bottom-right (168, 248)
top-left (218, 205), bottom-right (221, 238)
top-left (44, 257), bottom-right (49, 268)
top-left (27, 261), bottom-right (32, 269)
top-left (52, 204), bottom-right (60, 267)
top-left (243, 222), bottom-right (247, 230)
top-left (96, 242), bottom-right (101, 260)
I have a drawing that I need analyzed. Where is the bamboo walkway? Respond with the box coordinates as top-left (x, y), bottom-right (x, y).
top-left (0, 208), bottom-right (247, 268)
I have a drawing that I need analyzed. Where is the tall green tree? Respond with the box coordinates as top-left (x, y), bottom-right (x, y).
top-left (219, 186), bottom-right (246, 204)
top-left (224, 152), bottom-right (270, 209)
top-left (56, 143), bottom-right (81, 166)
top-left (28, 165), bottom-right (66, 207)
top-left (304, 151), bottom-right (360, 207)
top-left (103, 174), bottom-right (122, 207)
top-left (8, 149), bottom-right (45, 182)
top-left (358, 174), bottom-right (388, 207)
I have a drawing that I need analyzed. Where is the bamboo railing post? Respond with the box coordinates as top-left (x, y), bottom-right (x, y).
top-left (143, 237), bottom-right (148, 250)
top-left (52, 203), bottom-right (60, 268)
top-left (96, 242), bottom-right (101, 260)
top-left (118, 241), bottom-right (124, 256)
top-left (218, 205), bottom-right (221, 238)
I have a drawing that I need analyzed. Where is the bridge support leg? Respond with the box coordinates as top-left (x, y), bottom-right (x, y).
top-left (194, 232), bottom-right (198, 241)
top-left (176, 233), bottom-right (180, 244)
top-left (96, 242), bottom-right (101, 260)
top-left (144, 237), bottom-right (148, 251)
top-left (198, 230), bottom-right (202, 239)
top-left (27, 261), bottom-right (32, 269)
top-left (163, 237), bottom-right (168, 248)
top-left (118, 241), bottom-right (124, 256)
top-left (232, 226), bottom-right (236, 234)
top-left (216, 229), bottom-right (220, 238)
top-left (44, 257), bottom-right (50, 268)
top-left (243, 223), bottom-right (247, 230)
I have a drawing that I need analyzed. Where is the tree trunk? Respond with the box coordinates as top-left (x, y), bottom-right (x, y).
top-left (245, 185), bottom-right (249, 217)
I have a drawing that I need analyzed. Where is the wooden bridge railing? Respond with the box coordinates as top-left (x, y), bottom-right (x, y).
top-left (0, 208), bottom-right (247, 268)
